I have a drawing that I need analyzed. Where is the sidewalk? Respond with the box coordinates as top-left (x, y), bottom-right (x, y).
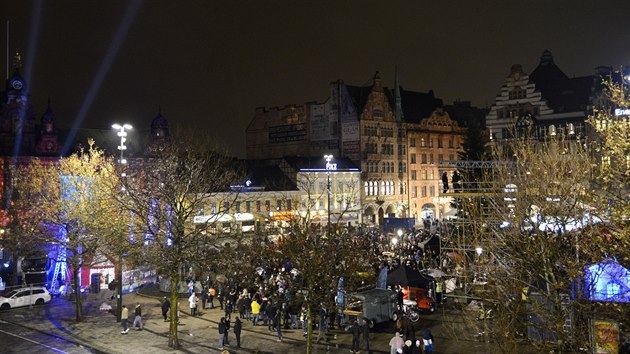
top-left (1, 285), bottom-right (362, 354)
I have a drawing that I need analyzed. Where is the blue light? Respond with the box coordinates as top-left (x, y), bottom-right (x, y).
top-left (585, 260), bottom-right (630, 303)
top-left (3, 262), bottom-right (9, 268)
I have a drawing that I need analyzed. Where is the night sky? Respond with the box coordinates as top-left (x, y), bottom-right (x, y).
top-left (2, 1), bottom-right (630, 157)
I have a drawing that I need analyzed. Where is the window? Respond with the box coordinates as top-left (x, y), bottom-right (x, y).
top-left (410, 153), bottom-right (417, 164)
top-left (429, 186), bottom-right (435, 196)
top-left (287, 199), bottom-right (292, 210)
top-left (276, 200), bottom-right (282, 211)
top-left (411, 170), bottom-right (417, 180)
top-left (210, 203), bottom-right (217, 213)
top-left (412, 186), bottom-right (417, 198)
top-left (421, 170), bottom-right (427, 180)
top-left (410, 138), bottom-right (416, 147)
top-left (398, 162), bottom-right (403, 173)
top-left (421, 186), bottom-right (427, 197)
top-left (245, 201), bottom-right (251, 212)
top-left (421, 153), bottom-right (427, 164)
top-left (449, 140), bottom-right (454, 148)
top-left (438, 154), bottom-right (444, 163)
top-left (256, 201), bottom-right (261, 212)
top-left (428, 139), bottom-right (433, 147)
top-left (421, 138), bottom-right (425, 147)
top-left (265, 200), bottom-right (270, 211)
top-left (235, 201), bottom-right (241, 213)
top-left (438, 138), bottom-right (443, 148)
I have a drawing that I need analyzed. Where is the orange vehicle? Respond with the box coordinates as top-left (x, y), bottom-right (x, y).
top-left (402, 286), bottom-right (436, 313)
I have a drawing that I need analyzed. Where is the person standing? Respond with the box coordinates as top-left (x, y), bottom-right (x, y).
top-left (161, 296), bottom-right (170, 321)
top-left (441, 171), bottom-right (449, 193)
top-left (120, 305), bottom-right (129, 334)
top-left (217, 317), bottom-right (226, 350)
top-left (201, 287), bottom-right (208, 310)
top-left (189, 292), bottom-right (198, 316)
top-left (233, 317), bottom-right (242, 348)
top-left (217, 288), bottom-right (224, 310)
top-left (274, 308), bottom-right (283, 342)
top-left (389, 332), bottom-right (404, 354)
top-left (422, 328), bottom-right (434, 353)
top-left (132, 303), bottom-right (143, 330)
top-left (349, 319), bottom-right (361, 354)
top-left (224, 316), bottom-right (231, 346)
top-left (251, 297), bottom-right (261, 325)
top-left (208, 287), bottom-right (215, 309)
top-left (359, 317), bottom-right (371, 353)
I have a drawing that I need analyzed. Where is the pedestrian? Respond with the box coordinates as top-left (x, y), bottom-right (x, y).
top-left (349, 319), bottom-right (361, 354)
top-left (422, 328), bottom-right (434, 353)
top-left (201, 287), bottom-right (208, 310)
top-left (224, 316), bottom-right (231, 346)
top-left (225, 299), bottom-right (233, 319)
top-left (189, 292), bottom-right (198, 316)
top-left (389, 332), bottom-right (404, 354)
top-left (274, 308), bottom-right (283, 342)
top-left (208, 287), bottom-right (216, 309)
top-left (300, 305), bottom-right (308, 337)
top-left (217, 288), bottom-right (224, 310)
top-left (243, 294), bottom-right (252, 321)
top-left (132, 303), bottom-right (143, 330)
top-left (233, 317), bottom-right (242, 348)
top-left (411, 339), bottom-right (422, 354)
top-left (441, 171), bottom-right (449, 193)
top-left (403, 340), bottom-right (413, 354)
top-left (251, 297), bottom-right (260, 325)
top-left (187, 279), bottom-right (194, 296)
top-left (120, 305), bottom-right (129, 334)
top-left (217, 317), bottom-right (226, 350)
top-left (359, 317), bottom-right (371, 353)
top-left (315, 304), bottom-right (328, 343)
top-left (161, 296), bottom-right (170, 321)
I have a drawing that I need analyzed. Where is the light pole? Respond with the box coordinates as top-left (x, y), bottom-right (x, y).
top-left (112, 123), bottom-right (131, 322)
top-left (324, 154), bottom-right (334, 235)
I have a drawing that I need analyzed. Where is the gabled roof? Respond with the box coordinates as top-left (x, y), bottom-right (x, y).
top-left (345, 83), bottom-right (443, 123)
top-left (529, 50), bottom-right (594, 113)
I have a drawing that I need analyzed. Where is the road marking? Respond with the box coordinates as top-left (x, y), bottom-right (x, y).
top-left (0, 328), bottom-right (68, 353)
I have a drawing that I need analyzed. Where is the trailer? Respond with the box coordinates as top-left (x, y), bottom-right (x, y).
top-left (341, 287), bottom-right (397, 327)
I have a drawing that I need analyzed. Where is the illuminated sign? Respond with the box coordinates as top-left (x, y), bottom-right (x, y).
top-left (324, 154), bottom-right (337, 170)
top-left (614, 108), bottom-right (630, 116)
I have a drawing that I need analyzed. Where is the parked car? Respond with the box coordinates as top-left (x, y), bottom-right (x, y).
top-left (0, 286), bottom-right (52, 310)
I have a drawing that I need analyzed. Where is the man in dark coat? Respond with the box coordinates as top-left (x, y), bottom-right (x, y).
top-left (161, 296), bottom-right (170, 321)
top-left (349, 319), bottom-right (361, 353)
top-left (233, 317), bottom-right (242, 348)
top-left (359, 317), bottom-right (371, 353)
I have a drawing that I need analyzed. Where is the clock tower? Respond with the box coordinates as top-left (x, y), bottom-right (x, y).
top-left (1, 54), bottom-right (37, 156)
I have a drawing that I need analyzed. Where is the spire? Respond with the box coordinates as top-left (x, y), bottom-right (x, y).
top-left (394, 66), bottom-right (403, 122)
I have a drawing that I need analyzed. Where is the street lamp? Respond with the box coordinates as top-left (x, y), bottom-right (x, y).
top-left (324, 154), bottom-right (334, 235)
top-left (112, 123), bottom-right (131, 322)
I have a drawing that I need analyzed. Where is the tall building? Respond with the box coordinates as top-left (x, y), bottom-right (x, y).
top-left (245, 71), bottom-right (466, 226)
top-left (486, 50), bottom-right (593, 143)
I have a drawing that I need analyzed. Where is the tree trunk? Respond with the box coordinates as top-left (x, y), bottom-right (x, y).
top-left (306, 304), bottom-right (313, 354)
top-left (168, 273), bottom-right (180, 348)
top-left (72, 261), bottom-right (83, 322)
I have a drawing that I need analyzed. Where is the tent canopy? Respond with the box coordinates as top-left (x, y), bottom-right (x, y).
top-left (387, 265), bottom-right (434, 288)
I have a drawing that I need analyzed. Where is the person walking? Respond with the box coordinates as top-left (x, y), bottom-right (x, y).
top-left (132, 303), bottom-right (143, 330)
top-left (349, 319), bottom-right (361, 354)
top-left (161, 297), bottom-right (170, 321)
top-left (120, 305), bottom-right (129, 334)
top-left (422, 328), bottom-right (434, 353)
top-left (233, 317), bottom-right (242, 348)
top-left (189, 292), bottom-right (198, 316)
top-left (217, 317), bottom-right (226, 350)
top-left (274, 309), bottom-right (283, 342)
top-left (389, 332), bottom-right (404, 354)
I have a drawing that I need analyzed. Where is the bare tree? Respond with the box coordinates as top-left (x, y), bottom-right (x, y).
top-left (115, 130), bottom-right (241, 349)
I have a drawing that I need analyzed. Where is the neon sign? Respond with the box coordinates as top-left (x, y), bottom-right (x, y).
top-left (324, 154), bottom-right (337, 171)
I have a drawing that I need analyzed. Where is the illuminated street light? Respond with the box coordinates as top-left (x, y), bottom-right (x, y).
top-left (324, 154), bottom-right (334, 235)
top-left (112, 123), bottom-right (131, 323)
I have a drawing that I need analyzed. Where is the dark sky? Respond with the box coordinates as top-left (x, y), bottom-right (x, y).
top-left (2, 1), bottom-right (630, 157)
